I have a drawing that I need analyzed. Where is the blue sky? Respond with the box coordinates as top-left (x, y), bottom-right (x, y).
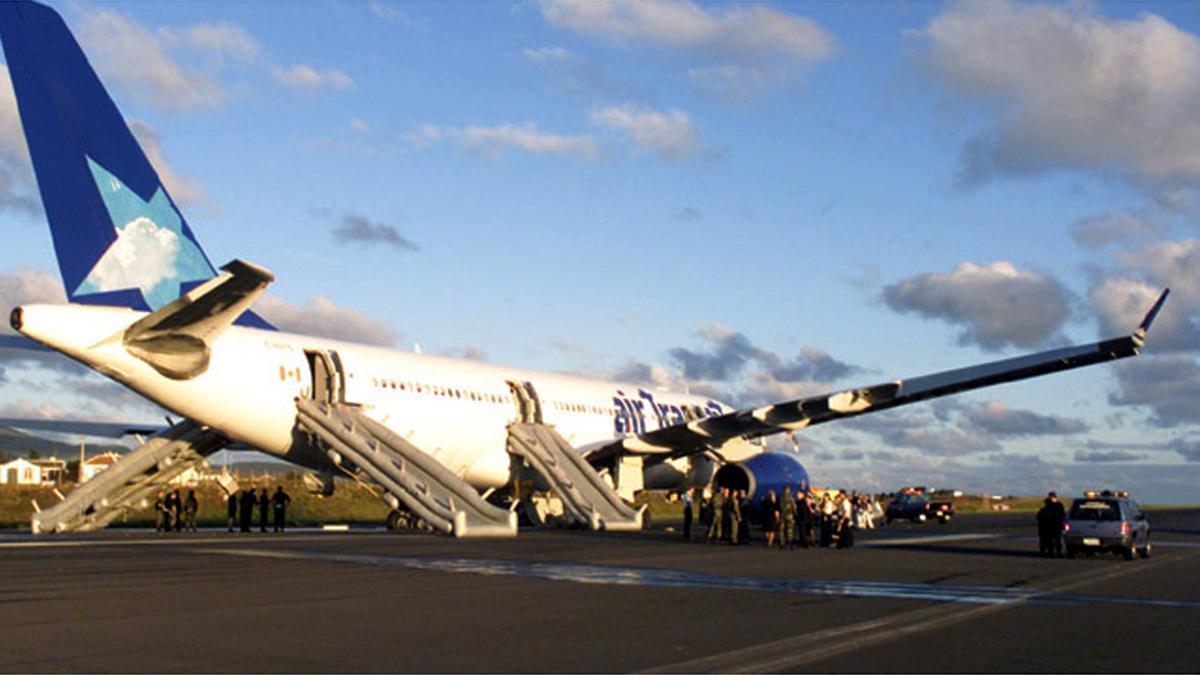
top-left (0, 1), bottom-right (1198, 503)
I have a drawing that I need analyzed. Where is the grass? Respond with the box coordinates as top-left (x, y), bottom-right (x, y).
top-left (0, 476), bottom-right (389, 529)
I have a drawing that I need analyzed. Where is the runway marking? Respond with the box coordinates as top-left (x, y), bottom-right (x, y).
top-left (196, 546), bottom-right (1200, 611)
top-left (646, 549), bottom-right (1200, 673)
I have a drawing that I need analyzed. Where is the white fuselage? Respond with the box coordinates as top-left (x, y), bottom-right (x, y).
top-left (15, 303), bottom-right (733, 488)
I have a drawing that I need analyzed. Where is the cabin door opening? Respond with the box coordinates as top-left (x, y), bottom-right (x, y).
top-left (306, 350), bottom-right (346, 404)
top-left (507, 380), bottom-right (544, 424)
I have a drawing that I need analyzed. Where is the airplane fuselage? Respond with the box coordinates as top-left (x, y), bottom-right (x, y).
top-left (14, 303), bottom-right (732, 489)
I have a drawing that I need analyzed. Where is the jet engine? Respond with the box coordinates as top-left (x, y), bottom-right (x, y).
top-left (712, 452), bottom-right (810, 515)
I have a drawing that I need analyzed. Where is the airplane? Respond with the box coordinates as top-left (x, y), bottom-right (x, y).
top-left (0, 0), bottom-right (1169, 536)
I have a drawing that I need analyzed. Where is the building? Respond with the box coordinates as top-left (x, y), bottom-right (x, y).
top-left (80, 452), bottom-right (121, 482)
top-left (32, 458), bottom-right (66, 485)
top-left (0, 458), bottom-right (42, 485)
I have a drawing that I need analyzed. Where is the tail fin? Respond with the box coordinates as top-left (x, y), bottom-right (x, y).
top-left (0, 1), bottom-right (264, 324)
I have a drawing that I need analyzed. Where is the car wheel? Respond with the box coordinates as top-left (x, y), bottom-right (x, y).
top-left (1139, 538), bottom-right (1152, 559)
top-left (1122, 545), bottom-right (1136, 561)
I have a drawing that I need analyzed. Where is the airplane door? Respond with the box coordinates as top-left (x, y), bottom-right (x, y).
top-left (506, 380), bottom-right (543, 424)
top-left (305, 350), bottom-right (346, 404)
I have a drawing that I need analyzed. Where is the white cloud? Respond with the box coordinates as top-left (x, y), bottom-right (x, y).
top-left (77, 7), bottom-right (226, 111)
top-left (540, 1), bottom-right (834, 100)
top-left (415, 123), bottom-right (599, 161)
top-left (157, 22), bottom-right (262, 64)
top-left (916, 2), bottom-right (1200, 186)
top-left (881, 261), bottom-right (1072, 351)
top-left (1070, 212), bottom-right (1165, 250)
top-left (0, 269), bottom-right (65, 334)
top-left (540, 1), bottom-right (832, 61)
top-left (523, 46), bottom-right (575, 63)
top-left (1089, 239), bottom-right (1200, 351)
top-left (369, 2), bottom-right (428, 30)
top-left (591, 105), bottom-right (703, 160)
top-left (271, 64), bottom-right (354, 92)
top-left (256, 295), bottom-right (399, 347)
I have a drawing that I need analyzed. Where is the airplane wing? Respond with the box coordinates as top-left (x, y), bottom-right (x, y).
top-left (0, 418), bottom-right (163, 439)
top-left (591, 289), bottom-right (1169, 462)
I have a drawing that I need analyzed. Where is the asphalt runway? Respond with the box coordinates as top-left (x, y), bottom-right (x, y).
top-left (1, 510), bottom-right (1198, 673)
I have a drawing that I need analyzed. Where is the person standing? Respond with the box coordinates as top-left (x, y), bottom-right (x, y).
top-left (779, 486), bottom-right (796, 550)
top-left (183, 490), bottom-right (199, 532)
top-left (837, 493), bottom-right (855, 548)
top-left (154, 492), bottom-right (167, 533)
top-left (737, 490), bottom-right (751, 545)
top-left (762, 491), bottom-right (779, 549)
top-left (797, 492), bottom-right (813, 548)
top-left (166, 490), bottom-right (182, 532)
top-left (258, 488), bottom-right (270, 533)
top-left (271, 485), bottom-right (291, 533)
top-left (1047, 492), bottom-right (1066, 558)
top-left (239, 488), bottom-right (255, 533)
top-left (727, 488), bottom-right (740, 545)
top-left (681, 488), bottom-right (694, 541)
top-left (226, 491), bottom-right (238, 532)
top-left (706, 488), bottom-right (725, 544)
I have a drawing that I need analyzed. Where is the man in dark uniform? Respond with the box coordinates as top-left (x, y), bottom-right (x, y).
top-left (728, 489), bottom-right (741, 545)
top-left (797, 492), bottom-right (813, 548)
top-left (258, 488), bottom-right (270, 532)
top-left (239, 488), bottom-right (255, 532)
top-left (681, 487), bottom-right (694, 540)
top-left (226, 491), bottom-right (238, 532)
top-left (272, 485), bottom-right (291, 532)
top-left (1047, 492), bottom-right (1066, 558)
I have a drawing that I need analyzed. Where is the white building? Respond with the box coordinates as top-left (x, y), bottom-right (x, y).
top-left (0, 458), bottom-right (42, 485)
top-left (81, 452), bottom-right (121, 482)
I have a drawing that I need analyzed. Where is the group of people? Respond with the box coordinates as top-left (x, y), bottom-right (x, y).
top-left (227, 486), bottom-right (292, 533)
top-left (1035, 491), bottom-right (1067, 557)
top-left (157, 486), bottom-right (293, 532)
top-left (682, 486), bottom-right (881, 549)
top-left (154, 489), bottom-right (199, 532)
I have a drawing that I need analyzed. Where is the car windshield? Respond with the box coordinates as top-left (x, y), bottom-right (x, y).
top-left (1069, 500), bottom-right (1121, 521)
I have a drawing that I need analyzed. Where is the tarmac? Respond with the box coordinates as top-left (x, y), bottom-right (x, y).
top-left (0, 509), bottom-right (1198, 673)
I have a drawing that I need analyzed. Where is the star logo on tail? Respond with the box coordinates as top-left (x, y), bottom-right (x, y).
top-left (76, 157), bottom-right (215, 310)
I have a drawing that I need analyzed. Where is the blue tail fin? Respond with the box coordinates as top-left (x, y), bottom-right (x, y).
top-left (0, 1), bottom-right (270, 328)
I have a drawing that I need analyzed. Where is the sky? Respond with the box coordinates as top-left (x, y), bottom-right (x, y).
top-left (0, 0), bottom-right (1198, 503)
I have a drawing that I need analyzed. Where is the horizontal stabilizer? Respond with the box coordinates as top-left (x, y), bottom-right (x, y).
top-left (117, 259), bottom-right (274, 380)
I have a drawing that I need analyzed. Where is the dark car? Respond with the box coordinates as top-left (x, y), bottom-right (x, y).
top-left (1064, 492), bottom-right (1150, 560)
top-left (885, 493), bottom-right (954, 524)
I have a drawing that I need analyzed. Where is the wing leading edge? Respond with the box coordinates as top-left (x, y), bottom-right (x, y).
top-left (594, 289), bottom-right (1170, 461)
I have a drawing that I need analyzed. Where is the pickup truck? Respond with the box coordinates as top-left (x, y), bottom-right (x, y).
top-left (885, 493), bottom-right (955, 524)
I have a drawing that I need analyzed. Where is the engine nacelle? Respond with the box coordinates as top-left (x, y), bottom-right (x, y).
top-left (713, 452), bottom-right (810, 518)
